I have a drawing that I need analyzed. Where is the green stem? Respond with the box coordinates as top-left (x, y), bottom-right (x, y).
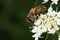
top-left (45, 34), bottom-right (49, 40)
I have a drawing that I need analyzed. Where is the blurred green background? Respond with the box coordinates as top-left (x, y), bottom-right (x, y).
top-left (0, 0), bottom-right (60, 40)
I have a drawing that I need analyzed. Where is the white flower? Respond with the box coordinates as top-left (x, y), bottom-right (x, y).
top-left (32, 26), bottom-right (43, 40)
top-left (48, 28), bottom-right (56, 34)
top-left (57, 19), bottom-right (60, 25)
top-left (42, 0), bottom-right (49, 4)
top-left (47, 5), bottom-right (57, 16)
top-left (41, 26), bottom-right (47, 32)
top-left (58, 35), bottom-right (60, 40)
top-left (34, 20), bottom-right (41, 25)
top-left (53, 24), bottom-right (59, 30)
top-left (48, 5), bottom-right (53, 13)
top-left (51, 0), bottom-right (59, 4)
top-left (57, 12), bottom-right (60, 17)
top-left (39, 14), bottom-right (47, 19)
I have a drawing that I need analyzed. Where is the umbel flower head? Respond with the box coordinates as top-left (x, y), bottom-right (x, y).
top-left (31, 5), bottom-right (60, 40)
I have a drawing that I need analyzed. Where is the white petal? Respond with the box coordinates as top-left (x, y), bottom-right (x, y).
top-left (35, 37), bottom-right (38, 40)
top-left (57, 19), bottom-right (60, 25)
top-left (57, 12), bottom-right (60, 17)
top-left (48, 28), bottom-right (56, 34)
top-left (32, 33), bottom-right (42, 40)
top-left (34, 20), bottom-right (41, 25)
top-left (48, 6), bottom-right (53, 13)
top-left (51, 0), bottom-right (59, 4)
top-left (58, 35), bottom-right (60, 40)
top-left (42, 0), bottom-right (49, 4)
top-left (32, 34), bottom-right (38, 38)
top-left (53, 25), bottom-right (59, 30)
top-left (32, 26), bottom-right (38, 33)
top-left (40, 14), bottom-right (47, 19)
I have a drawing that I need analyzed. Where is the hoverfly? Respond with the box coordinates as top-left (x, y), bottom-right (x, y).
top-left (26, 5), bottom-right (47, 23)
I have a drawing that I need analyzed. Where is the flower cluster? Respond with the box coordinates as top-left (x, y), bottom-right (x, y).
top-left (32, 6), bottom-right (60, 40)
top-left (30, 0), bottom-right (60, 40)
